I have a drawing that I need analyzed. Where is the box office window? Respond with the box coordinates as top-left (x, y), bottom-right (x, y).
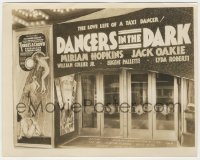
top-left (156, 73), bottom-right (174, 130)
top-left (104, 74), bottom-right (120, 129)
top-left (81, 75), bottom-right (97, 128)
top-left (131, 74), bottom-right (148, 129)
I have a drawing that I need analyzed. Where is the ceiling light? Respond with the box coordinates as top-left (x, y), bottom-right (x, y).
top-left (14, 17), bottom-right (18, 21)
top-left (45, 16), bottom-right (49, 20)
top-left (18, 19), bottom-right (22, 23)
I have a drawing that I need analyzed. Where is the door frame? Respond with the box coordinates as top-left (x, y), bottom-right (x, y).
top-left (127, 71), bottom-right (179, 140)
top-left (78, 69), bottom-right (124, 138)
top-left (77, 73), bottom-right (101, 137)
top-left (152, 75), bottom-right (178, 140)
top-left (101, 70), bottom-right (123, 138)
top-left (127, 71), bottom-right (153, 139)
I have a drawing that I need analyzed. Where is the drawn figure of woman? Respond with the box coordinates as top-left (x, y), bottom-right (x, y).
top-left (18, 117), bottom-right (42, 139)
top-left (32, 51), bottom-right (50, 94)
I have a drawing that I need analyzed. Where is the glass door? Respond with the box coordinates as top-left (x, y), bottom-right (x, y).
top-left (79, 74), bottom-right (100, 136)
top-left (79, 71), bottom-right (123, 138)
top-left (153, 73), bottom-right (178, 140)
top-left (127, 72), bottom-right (153, 139)
top-left (102, 73), bottom-right (121, 137)
top-left (127, 72), bottom-right (178, 140)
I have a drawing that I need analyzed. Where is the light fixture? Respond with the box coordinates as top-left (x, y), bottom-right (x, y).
top-left (50, 8), bottom-right (75, 13)
top-left (13, 15), bottom-right (29, 27)
top-left (13, 16), bottom-right (18, 21)
top-left (41, 21), bottom-right (45, 25)
top-left (45, 16), bottom-right (49, 20)
top-left (27, 20), bottom-right (47, 26)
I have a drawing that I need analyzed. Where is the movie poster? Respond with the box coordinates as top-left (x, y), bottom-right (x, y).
top-left (13, 28), bottom-right (53, 145)
top-left (55, 74), bottom-right (76, 135)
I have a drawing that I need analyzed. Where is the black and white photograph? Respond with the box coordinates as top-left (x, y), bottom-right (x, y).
top-left (2, 2), bottom-right (198, 157)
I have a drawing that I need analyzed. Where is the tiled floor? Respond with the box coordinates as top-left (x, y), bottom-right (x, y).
top-left (61, 136), bottom-right (177, 148)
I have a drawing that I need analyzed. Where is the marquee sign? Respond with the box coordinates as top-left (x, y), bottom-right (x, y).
top-left (53, 8), bottom-right (194, 79)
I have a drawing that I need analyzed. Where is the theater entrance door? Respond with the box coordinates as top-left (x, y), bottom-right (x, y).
top-left (78, 70), bottom-right (178, 140)
top-left (78, 70), bottom-right (125, 138)
top-left (127, 72), bottom-right (178, 140)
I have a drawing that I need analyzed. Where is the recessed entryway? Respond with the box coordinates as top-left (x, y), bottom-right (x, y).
top-left (77, 69), bottom-right (179, 141)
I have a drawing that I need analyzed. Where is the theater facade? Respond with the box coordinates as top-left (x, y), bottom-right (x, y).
top-left (13, 7), bottom-right (195, 148)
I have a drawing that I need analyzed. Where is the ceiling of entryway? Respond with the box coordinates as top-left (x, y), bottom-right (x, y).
top-left (12, 8), bottom-right (143, 29)
top-left (12, 8), bottom-right (103, 29)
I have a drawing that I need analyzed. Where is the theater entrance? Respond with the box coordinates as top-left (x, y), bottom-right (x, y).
top-left (77, 70), bottom-right (179, 140)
